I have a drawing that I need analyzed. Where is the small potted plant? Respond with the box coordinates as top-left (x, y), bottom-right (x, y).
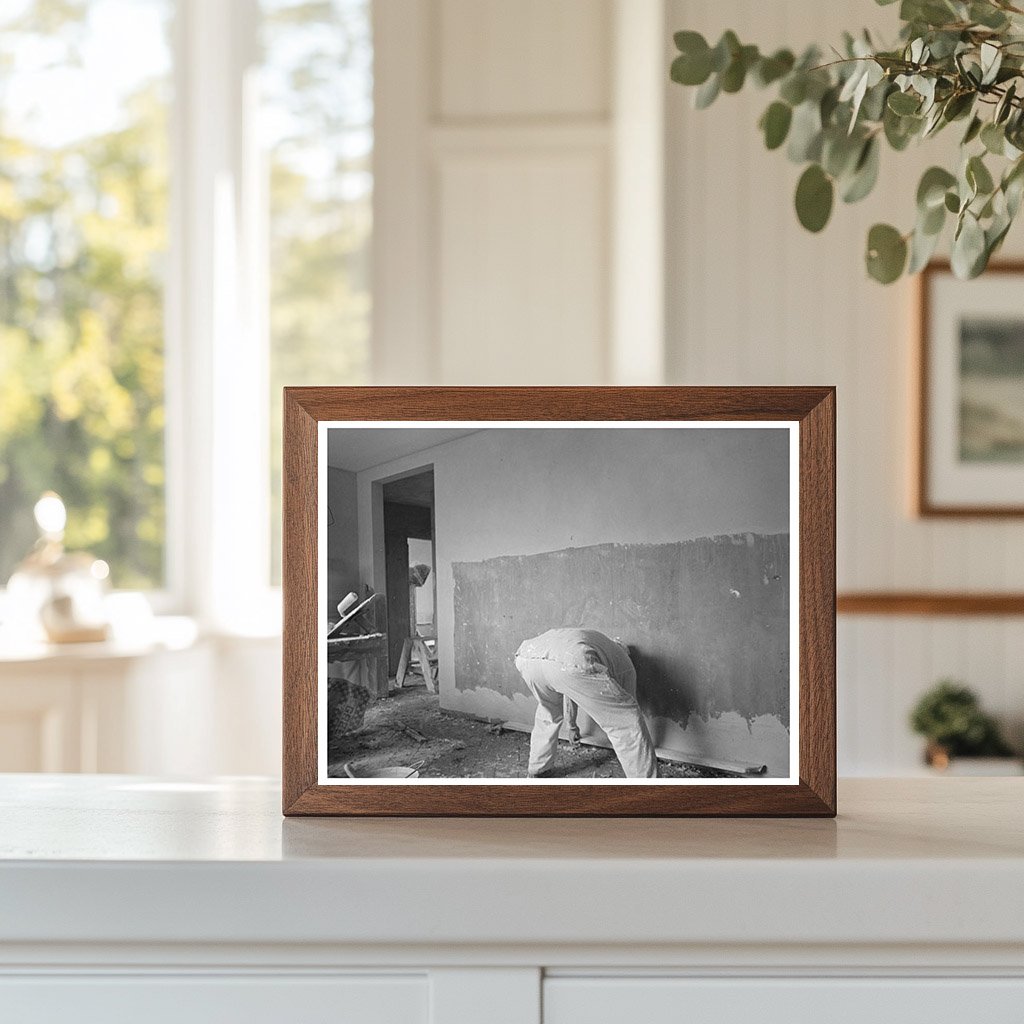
top-left (910, 680), bottom-right (1020, 773)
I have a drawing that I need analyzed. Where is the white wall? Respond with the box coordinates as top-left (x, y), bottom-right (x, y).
top-left (665, 0), bottom-right (1024, 772)
top-left (100, 0), bottom-right (1021, 780)
top-left (373, 0), bottom-right (665, 385)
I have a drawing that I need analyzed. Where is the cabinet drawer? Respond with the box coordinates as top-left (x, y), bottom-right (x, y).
top-left (0, 974), bottom-right (427, 1024)
top-left (544, 977), bottom-right (1024, 1024)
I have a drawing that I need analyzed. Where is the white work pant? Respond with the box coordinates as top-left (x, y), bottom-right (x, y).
top-left (515, 655), bottom-right (658, 778)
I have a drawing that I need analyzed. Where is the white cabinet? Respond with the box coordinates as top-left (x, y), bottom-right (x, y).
top-left (1, 777), bottom-right (1022, 1024)
top-left (0, 628), bottom-right (281, 776)
top-left (545, 978), bottom-right (1024, 1024)
top-left (0, 975), bottom-right (428, 1024)
top-left (0, 637), bottom-right (211, 773)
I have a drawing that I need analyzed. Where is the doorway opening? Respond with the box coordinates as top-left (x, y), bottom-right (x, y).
top-left (381, 468), bottom-right (435, 681)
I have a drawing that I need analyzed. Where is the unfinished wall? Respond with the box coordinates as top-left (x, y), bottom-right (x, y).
top-left (326, 467), bottom-right (359, 611)
top-left (453, 535), bottom-right (790, 773)
top-left (357, 427), bottom-right (792, 775)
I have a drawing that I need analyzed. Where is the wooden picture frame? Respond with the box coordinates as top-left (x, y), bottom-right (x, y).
top-left (917, 261), bottom-right (1024, 517)
top-left (283, 387), bottom-right (836, 817)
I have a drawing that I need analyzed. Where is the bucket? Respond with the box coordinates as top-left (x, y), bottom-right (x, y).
top-left (343, 760), bottom-right (423, 780)
top-left (375, 765), bottom-right (422, 779)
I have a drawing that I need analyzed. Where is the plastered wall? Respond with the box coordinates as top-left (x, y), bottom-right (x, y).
top-left (357, 427), bottom-right (793, 774)
top-left (326, 467), bottom-right (360, 610)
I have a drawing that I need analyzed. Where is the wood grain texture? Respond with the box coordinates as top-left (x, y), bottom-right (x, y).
top-left (838, 592), bottom-right (1024, 616)
top-left (799, 388), bottom-right (837, 812)
top-left (916, 260), bottom-right (1024, 518)
top-left (282, 391), bottom-right (318, 812)
top-left (282, 387), bottom-right (836, 817)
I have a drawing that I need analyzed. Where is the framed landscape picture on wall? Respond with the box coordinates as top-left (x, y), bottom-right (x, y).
top-left (282, 387), bottom-right (836, 817)
top-left (918, 262), bottom-right (1024, 517)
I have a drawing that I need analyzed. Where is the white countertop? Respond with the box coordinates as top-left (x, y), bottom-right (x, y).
top-left (1, 775), bottom-right (1022, 952)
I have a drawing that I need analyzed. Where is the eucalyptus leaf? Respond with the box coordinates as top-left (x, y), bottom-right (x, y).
top-left (981, 121), bottom-right (1006, 155)
top-left (921, 200), bottom-right (946, 235)
top-left (694, 73), bottom-right (721, 109)
top-left (840, 58), bottom-right (885, 130)
top-left (903, 0), bottom-right (958, 28)
top-left (967, 154), bottom-right (995, 195)
top-left (970, 2), bottom-right (1009, 29)
top-left (795, 164), bottom-right (834, 232)
top-left (913, 75), bottom-right (937, 111)
top-left (754, 49), bottom-right (795, 87)
top-left (861, 79), bottom-right (892, 122)
top-left (922, 106), bottom-right (944, 137)
top-left (671, 51), bottom-right (711, 87)
top-left (822, 128), bottom-right (864, 178)
top-left (787, 100), bottom-right (824, 162)
top-left (721, 44), bottom-right (759, 92)
top-left (1006, 172), bottom-right (1024, 217)
top-left (866, 223), bottom-right (908, 283)
top-left (942, 91), bottom-right (974, 122)
top-left (958, 159), bottom-right (978, 207)
top-left (779, 73), bottom-right (807, 106)
top-left (917, 166), bottom-right (957, 210)
top-left (710, 31), bottom-right (740, 73)
top-left (842, 137), bottom-right (881, 203)
top-left (884, 106), bottom-right (922, 150)
top-left (927, 30), bottom-right (963, 60)
top-left (962, 115), bottom-right (983, 145)
top-left (760, 102), bottom-right (793, 150)
top-left (820, 85), bottom-right (841, 126)
top-left (951, 212), bottom-right (987, 278)
top-left (995, 83), bottom-right (1017, 124)
top-left (908, 221), bottom-right (942, 273)
top-left (888, 90), bottom-right (921, 115)
top-left (1004, 158), bottom-right (1024, 216)
top-left (980, 42), bottom-right (1003, 86)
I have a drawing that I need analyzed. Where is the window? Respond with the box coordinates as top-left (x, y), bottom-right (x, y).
top-left (0, 0), bottom-right (373, 614)
top-left (261, 0), bottom-right (373, 581)
top-left (0, 0), bottom-right (172, 589)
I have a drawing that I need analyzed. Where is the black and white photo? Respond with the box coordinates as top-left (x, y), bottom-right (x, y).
top-left (318, 422), bottom-right (797, 785)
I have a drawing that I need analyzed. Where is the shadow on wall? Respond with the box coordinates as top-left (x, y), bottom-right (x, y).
top-left (451, 535), bottom-right (790, 764)
top-left (627, 645), bottom-right (698, 720)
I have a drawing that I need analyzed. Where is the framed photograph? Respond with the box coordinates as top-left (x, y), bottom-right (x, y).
top-left (918, 261), bottom-right (1024, 516)
top-left (283, 387), bottom-right (835, 817)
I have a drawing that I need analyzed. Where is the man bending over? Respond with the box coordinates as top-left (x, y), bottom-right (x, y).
top-left (514, 628), bottom-right (658, 779)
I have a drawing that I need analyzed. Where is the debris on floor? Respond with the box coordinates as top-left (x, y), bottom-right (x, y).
top-left (327, 685), bottom-right (732, 780)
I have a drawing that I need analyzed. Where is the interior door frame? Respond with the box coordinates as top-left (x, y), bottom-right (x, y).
top-left (370, 465), bottom-right (436, 674)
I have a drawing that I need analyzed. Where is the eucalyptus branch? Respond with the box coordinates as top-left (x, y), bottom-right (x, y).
top-left (670, 0), bottom-right (1024, 283)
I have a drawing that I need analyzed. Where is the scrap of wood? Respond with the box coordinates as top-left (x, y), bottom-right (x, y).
top-left (399, 724), bottom-right (427, 743)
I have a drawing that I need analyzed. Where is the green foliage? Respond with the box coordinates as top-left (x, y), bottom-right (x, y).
top-left (0, 0), bottom-right (372, 588)
top-left (909, 680), bottom-right (1015, 756)
top-left (0, 3), bottom-right (168, 588)
top-left (670, 0), bottom-right (1024, 283)
top-left (795, 164), bottom-right (835, 231)
top-left (760, 101), bottom-right (793, 150)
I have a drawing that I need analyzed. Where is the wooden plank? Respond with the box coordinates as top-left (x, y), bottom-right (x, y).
top-left (838, 593), bottom-right (1024, 616)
